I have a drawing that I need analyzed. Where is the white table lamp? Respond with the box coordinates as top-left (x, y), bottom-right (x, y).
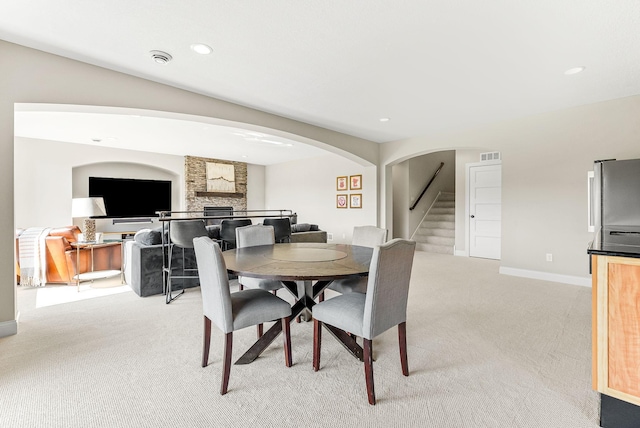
top-left (72, 197), bottom-right (106, 242)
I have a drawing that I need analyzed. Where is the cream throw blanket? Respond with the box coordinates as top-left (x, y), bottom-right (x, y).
top-left (18, 227), bottom-right (51, 286)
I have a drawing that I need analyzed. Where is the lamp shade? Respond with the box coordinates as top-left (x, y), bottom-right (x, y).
top-left (72, 197), bottom-right (106, 218)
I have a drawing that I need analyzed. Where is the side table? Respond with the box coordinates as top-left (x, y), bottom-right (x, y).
top-left (70, 241), bottom-right (122, 291)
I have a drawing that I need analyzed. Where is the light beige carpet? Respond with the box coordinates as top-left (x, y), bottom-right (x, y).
top-left (0, 252), bottom-right (599, 427)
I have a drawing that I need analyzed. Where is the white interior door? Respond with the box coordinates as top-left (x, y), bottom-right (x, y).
top-left (469, 163), bottom-right (501, 259)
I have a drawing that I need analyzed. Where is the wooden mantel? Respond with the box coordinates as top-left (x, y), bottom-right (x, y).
top-left (195, 191), bottom-right (245, 198)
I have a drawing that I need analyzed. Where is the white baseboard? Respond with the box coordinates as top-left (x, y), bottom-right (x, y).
top-left (0, 319), bottom-right (18, 338)
top-left (499, 266), bottom-right (592, 287)
top-left (454, 249), bottom-right (467, 257)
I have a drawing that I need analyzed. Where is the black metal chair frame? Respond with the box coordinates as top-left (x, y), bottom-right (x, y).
top-left (163, 219), bottom-right (208, 304)
top-left (263, 217), bottom-right (292, 243)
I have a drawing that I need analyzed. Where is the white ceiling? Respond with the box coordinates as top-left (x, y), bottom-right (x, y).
top-left (3, 0), bottom-right (640, 164)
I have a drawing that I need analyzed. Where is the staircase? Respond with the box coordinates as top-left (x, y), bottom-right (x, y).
top-left (413, 192), bottom-right (455, 254)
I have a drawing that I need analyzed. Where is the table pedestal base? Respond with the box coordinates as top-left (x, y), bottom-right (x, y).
top-left (235, 279), bottom-right (364, 365)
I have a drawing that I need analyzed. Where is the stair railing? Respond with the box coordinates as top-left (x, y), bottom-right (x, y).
top-left (409, 162), bottom-right (444, 211)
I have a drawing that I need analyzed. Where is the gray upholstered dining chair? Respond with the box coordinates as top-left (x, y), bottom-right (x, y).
top-left (312, 238), bottom-right (416, 405)
top-left (193, 236), bottom-right (292, 395)
top-left (235, 224), bottom-right (285, 336)
top-left (320, 225), bottom-right (388, 300)
top-left (166, 219), bottom-right (209, 304)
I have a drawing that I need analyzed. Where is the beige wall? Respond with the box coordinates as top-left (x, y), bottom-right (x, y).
top-left (0, 40), bottom-right (378, 337)
top-left (381, 96), bottom-right (640, 283)
top-left (264, 154), bottom-right (377, 243)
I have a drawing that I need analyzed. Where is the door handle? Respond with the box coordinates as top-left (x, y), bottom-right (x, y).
top-left (470, 215), bottom-right (475, 218)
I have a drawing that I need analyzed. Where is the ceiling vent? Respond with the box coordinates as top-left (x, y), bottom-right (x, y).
top-left (480, 151), bottom-right (501, 162)
top-left (149, 50), bottom-right (173, 64)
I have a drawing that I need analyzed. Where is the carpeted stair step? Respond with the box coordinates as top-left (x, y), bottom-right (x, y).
top-left (416, 242), bottom-right (454, 254)
top-left (420, 220), bottom-right (455, 230)
top-left (415, 227), bottom-right (455, 238)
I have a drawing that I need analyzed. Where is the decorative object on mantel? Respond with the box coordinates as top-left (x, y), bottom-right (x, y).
top-left (350, 174), bottom-right (362, 190)
top-left (72, 197), bottom-right (106, 242)
top-left (206, 162), bottom-right (236, 193)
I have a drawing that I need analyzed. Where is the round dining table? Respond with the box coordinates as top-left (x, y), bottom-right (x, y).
top-left (222, 242), bottom-right (373, 365)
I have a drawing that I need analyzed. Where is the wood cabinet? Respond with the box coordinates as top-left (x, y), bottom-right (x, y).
top-left (593, 254), bottom-right (640, 406)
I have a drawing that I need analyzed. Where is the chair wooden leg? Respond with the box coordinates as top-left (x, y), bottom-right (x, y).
top-left (257, 323), bottom-right (263, 338)
top-left (202, 316), bottom-right (211, 367)
top-left (318, 291), bottom-right (324, 302)
top-left (313, 319), bottom-right (321, 371)
top-left (282, 316), bottom-right (292, 367)
top-left (364, 338), bottom-right (376, 405)
top-left (220, 332), bottom-right (233, 395)
top-left (398, 322), bottom-right (409, 376)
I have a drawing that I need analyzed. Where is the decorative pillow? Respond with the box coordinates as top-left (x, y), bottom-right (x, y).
top-left (309, 224), bottom-right (319, 231)
top-left (291, 223), bottom-right (311, 233)
top-left (289, 213), bottom-right (298, 225)
top-left (134, 228), bottom-right (163, 246)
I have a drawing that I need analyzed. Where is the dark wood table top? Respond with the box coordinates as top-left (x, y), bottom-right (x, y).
top-left (222, 242), bottom-right (373, 281)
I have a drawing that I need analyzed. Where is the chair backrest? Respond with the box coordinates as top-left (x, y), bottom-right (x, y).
top-left (352, 225), bottom-right (388, 248)
top-left (236, 224), bottom-right (275, 248)
top-left (220, 219), bottom-right (253, 246)
top-left (169, 220), bottom-right (209, 249)
top-left (362, 239), bottom-right (416, 340)
top-left (193, 236), bottom-right (234, 333)
top-left (263, 218), bottom-right (292, 243)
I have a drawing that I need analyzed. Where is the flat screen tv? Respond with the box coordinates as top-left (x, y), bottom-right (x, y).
top-left (89, 176), bottom-right (172, 218)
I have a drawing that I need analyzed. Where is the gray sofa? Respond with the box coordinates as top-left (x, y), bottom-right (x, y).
top-left (290, 223), bottom-right (327, 243)
top-left (125, 225), bottom-right (220, 297)
top-left (125, 220), bottom-right (325, 297)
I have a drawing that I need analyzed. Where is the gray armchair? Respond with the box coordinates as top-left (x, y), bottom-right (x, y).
top-left (193, 236), bottom-right (292, 395)
top-left (312, 238), bottom-right (416, 405)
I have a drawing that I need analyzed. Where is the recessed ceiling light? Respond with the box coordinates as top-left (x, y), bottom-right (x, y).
top-left (379, 117), bottom-right (390, 122)
top-left (564, 66), bottom-right (585, 75)
top-left (191, 43), bottom-right (212, 55)
top-left (149, 50), bottom-right (173, 64)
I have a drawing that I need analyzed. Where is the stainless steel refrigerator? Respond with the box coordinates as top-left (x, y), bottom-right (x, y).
top-left (590, 158), bottom-right (640, 235)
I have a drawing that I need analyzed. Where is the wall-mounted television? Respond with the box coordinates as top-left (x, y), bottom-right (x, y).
top-left (89, 176), bottom-right (172, 218)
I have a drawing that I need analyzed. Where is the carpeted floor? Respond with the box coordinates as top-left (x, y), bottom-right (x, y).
top-left (0, 252), bottom-right (599, 427)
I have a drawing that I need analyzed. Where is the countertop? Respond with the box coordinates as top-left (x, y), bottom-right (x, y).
top-left (588, 226), bottom-right (640, 258)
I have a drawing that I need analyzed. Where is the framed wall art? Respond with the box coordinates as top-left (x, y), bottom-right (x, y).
top-left (337, 176), bottom-right (348, 191)
top-left (350, 174), bottom-right (362, 190)
top-left (337, 194), bottom-right (348, 209)
top-left (350, 193), bottom-right (362, 209)
top-left (206, 162), bottom-right (236, 193)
